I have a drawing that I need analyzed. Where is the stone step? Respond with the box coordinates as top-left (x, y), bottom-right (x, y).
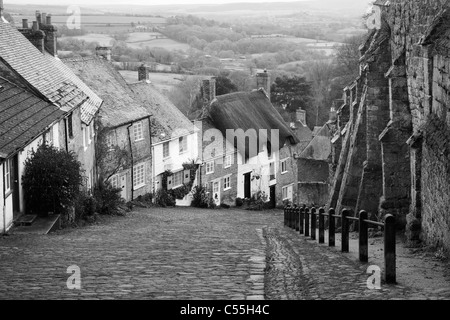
top-left (14, 214), bottom-right (38, 226)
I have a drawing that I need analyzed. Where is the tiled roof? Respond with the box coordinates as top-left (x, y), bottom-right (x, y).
top-left (209, 89), bottom-right (300, 156)
top-left (129, 81), bottom-right (196, 144)
top-left (62, 57), bottom-right (150, 128)
top-left (0, 77), bottom-right (65, 158)
top-left (0, 20), bottom-right (102, 124)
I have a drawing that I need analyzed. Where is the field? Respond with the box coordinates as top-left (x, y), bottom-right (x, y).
top-left (119, 71), bottom-right (187, 93)
top-left (18, 15), bottom-right (166, 26)
top-left (70, 34), bottom-right (114, 46)
top-left (126, 38), bottom-right (190, 51)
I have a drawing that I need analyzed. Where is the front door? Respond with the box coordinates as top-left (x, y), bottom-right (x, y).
top-left (12, 155), bottom-right (20, 218)
top-left (244, 172), bottom-right (251, 199)
top-left (269, 185), bottom-right (276, 209)
top-left (213, 181), bottom-right (221, 206)
top-left (120, 174), bottom-right (127, 200)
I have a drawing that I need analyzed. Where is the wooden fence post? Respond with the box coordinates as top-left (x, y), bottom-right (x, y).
top-left (319, 208), bottom-right (325, 244)
top-left (341, 209), bottom-right (350, 253)
top-left (329, 208), bottom-right (335, 247)
top-left (305, 208), bottom-right (310, 237)
top-left (359, 210), bottom-right (368, 263)
top-left (311, 207), bottom-right (316, 240)
top-left (384, 214), bottom-right (396, 284)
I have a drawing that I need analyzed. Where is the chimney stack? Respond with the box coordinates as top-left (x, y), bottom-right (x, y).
top-left (46, 14), bottom-right (52, 25)
top-left (40, 13), bottom-right (58, 56)
top-left (36, 11), bottom-right (41, 25)
top-left (202, 78), bottom-right (216, 108)
top-left (296, 109), bottom-right (306, 126)
top-left (138, 64), bottom-right (149, 81)
top-left (22, 19), bottom-right (29, 29)
top-left (96, 46), bottom-right (112, 61)
top-left (256, 69), bottom-right (271, 101)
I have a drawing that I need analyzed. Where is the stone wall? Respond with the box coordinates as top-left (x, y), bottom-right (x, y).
top-left (329, 0), bottom-right (450, 253)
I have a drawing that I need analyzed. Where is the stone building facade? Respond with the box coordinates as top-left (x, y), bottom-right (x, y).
top-left (329, 0), bottom-right (450, 254)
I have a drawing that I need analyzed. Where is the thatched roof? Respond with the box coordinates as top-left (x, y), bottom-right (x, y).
top-left (209, 89), bottom-right (300, 156)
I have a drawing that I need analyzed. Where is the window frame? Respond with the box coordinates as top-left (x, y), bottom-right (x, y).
top-left (223, 176), bottom-right (231, 191)
top-left (179, 136), bottom-right (188, 154)
top-left (4, 158), bottom-right (11, 193)
top-left (281, 159), bottom-right (288, 174)
top-left (133, 121), bottom-right (144, 142)
top-left (163, 142), bottom-right (170, 159)
top-left (205, 161), bottom-right (214, 175)
top-left (133, 163), bottom-right (146, 189)
top-left (224, 154), bottom-right (232, 168)
top-left (172, 171), bottom-right (184, 189)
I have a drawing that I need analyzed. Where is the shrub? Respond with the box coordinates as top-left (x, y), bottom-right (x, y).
top-left (191, 185), bottom-right (209, 208)
top-left (22, 144), bottom-right (83, 216)
top-left (236, 197), bottom-right (244, 207)
top-left (155, 189), bottom-right (176, 207)
top-left (93, 180), bottom-right (124, 215)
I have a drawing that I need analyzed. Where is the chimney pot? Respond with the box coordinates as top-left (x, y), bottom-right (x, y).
top-left (96, 46), bottom-right (112, 61)
top-left (22, 19), bottom-right (29, 29)
top-left (32, 21), bottom-right (39, 31)
top-left (138, 64), bottom-right (149, 81)
top-left (41, 13), bottom-right (47, 24)
top-left (46, 14), bottom-right (52, 25)
top-left (36, 11), bottom-right (41, 24)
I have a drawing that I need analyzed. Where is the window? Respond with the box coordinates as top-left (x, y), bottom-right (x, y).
top-left (106, 133), bottom-right (116, 150)
top-left (111, 175), bottom-right (119, 189)
top-left (133, 121), bottom-right (144, 141)
top-left (163, 142), bottom-right (170, 158)
top-left (223, 176), bottom-right (231, 190)
top-left (45, 128), bottom-right (53, 146)
top-left (68, 113), bottom-right (73, 138)
top-left (282, 185), bottom-right (293, 201)
top-left (173, 171), bottom-right (183, 188)
top-left (4, 158), bottom-right (11, 192)
top-left (224, 154), bottom-right (232, 168)
top-left (270, 162), bottom-right (275, 181)
top-left (133, 163), bottom-right (145, 188)
top-left (213, 181), bottom-right (220, 194)
top-left (206, 161), bottom-right (214, 174)
top-left (281, 159), bottom-right (288, 174)
top-left (179, 136), bottom-right (188, 154)
top-left (82, 126), bottom-right (88, 150)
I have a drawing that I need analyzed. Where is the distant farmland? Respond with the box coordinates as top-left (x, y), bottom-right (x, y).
top-left (15, 14), bottom-right (166, 33)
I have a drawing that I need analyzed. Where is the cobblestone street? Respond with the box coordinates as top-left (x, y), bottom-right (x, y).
top-left (0, 207), bottom-right (449, 300)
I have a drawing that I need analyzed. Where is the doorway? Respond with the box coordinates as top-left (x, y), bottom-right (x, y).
top-left (244, 172), bottom-right (251, 199)
top-left (269, 185), bottom-right (276, 209)
top-left (12, 155), bottom-right (20, 218)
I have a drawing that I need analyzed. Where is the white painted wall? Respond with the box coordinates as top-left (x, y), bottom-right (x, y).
top-left (153, 132), bottom-right (198, 190)
top-left (1, 160), bottom-right (13, 233)
top-left (237, 146), bottom-right (279, 199)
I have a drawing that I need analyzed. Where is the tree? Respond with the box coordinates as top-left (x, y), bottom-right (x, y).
top-left (22, 144), bottom-right (84, 216)
top-left (95, 119), bottom-right (131, 184)
top-left (215, 75), bottom-right (238, 96)
top-left (334, 34), bottom-right (367, 80)
top-left (270, 75), bottom-right (313, 126)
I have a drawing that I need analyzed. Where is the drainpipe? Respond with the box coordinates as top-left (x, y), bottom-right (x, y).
top-left (146, 115), bottom-right (153, 195)
top-left (2, 160), bottom-right (6, 233)
top-left (63, 118), bottom-right (69, 152)
top-left (126, 123), bottom-right (134, 201)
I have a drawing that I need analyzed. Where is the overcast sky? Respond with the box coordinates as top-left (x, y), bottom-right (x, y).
top-left (7, 0), bottom-right (311, 6)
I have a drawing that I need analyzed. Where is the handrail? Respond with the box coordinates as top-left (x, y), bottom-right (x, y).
top-left (284, 206), bottom-right (396, 284)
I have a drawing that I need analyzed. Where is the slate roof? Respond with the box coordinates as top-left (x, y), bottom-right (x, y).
top-left (0, 20), bottom-right (102, 124)
top-left (129, 81), bottom-right (197, 144)
top-left (208, 89), bottom-right (300, 155)
top-left (62, 57), bottom-right (150, 128)
top-left (0, 76), bottom-right (65, 158)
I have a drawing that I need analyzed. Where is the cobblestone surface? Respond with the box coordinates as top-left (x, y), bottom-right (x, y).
top-left (0, 207), bottom-right (449, 300)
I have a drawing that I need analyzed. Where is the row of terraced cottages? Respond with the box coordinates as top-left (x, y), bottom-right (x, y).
top-left (0, 8), bottom-right (312, 233)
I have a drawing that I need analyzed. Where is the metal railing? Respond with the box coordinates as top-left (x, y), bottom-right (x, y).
top-left (284, 206), bottom-right (396, 284)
